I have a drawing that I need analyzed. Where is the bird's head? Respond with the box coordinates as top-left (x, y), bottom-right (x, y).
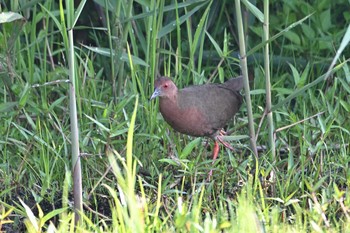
top-left (150, 76), bottom-right (178, 100)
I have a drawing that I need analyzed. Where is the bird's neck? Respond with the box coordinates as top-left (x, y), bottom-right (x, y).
top-left (159, 94), bottom-right (181, 115)
top-left (160, 93), bottom-right (177, 105)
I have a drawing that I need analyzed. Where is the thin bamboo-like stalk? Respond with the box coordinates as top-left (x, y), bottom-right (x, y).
top-left (68, 27), bottom-right (83, 225)
top-left (263, 0), bottom-right (276, 160)
top-left (65, 0), bottom-right (83, 224)
top-left (235, 0), bottom-right (258, 157)
top-left (105, 1), bottom-right (116, 102)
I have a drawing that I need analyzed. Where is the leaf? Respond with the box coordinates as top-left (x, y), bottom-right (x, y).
top-left (82, 45), bottom-right (149, 67)
top-left (0, 12), bottom-right (25, 24)
top-left (272, 62), bottom-right (345, 111)
top-left (274, 88), bottom-right (294, 95)
top-left (206, 31), bottom-right (223, 56)
top-left (340, 99), bottom-right (350, 112)
top-left (0, 102), bottom-right (18, 113)
top-left (192, 1), bottom-right (212, 54)
top-left (110, 128), bottom-right (129, 137)
top-left (221, 135), bottom-right (249, 141)
top-left (250, 89), bottom-right (266, 95)
top-left (241, 0), bottom-right (264, 23)
top-left (48, 96), bottom-right (67, 112)
top-left (19, 83), bottom-right (31, 108)
top-left (284, 198), bottom-right (300, 206)
top-left (39, 3), bottom-right (62, 33)
top-left (163, 0), bottom-right (207, 11)
top-left (342, 62), bottom-right (350, 83)
top-left (247, 13), bottom-right (314, 56)
top-left (301, 24), bottom-right (315, 39)
top-left (72, 0), bottom-right (87, 28)
top-left (288, 63), bottom-right (300, 86)
top-left (84, 114), bottom-right (110, 133)
top-left (157, 2), bottom-right (207, 38)
top-left (40, 208), bottom-right (68, 226)
top-left (284, 30), bottom-right (300, 45)
top-left (0, 12), bottom-right (26, 49)
top-left (320, 9), bottom-right (332, 31)
top-left (159, 158), bottom-right (181, 166)
top-left (19, 198), bottom-right (39, 232)
top-left (180, 138), bottom-right (201, 159)
top-left (12, 123), bottom-right (60, 156)
top-left (338, 77), bottom-right (350, 94)
top-left (299, 63), bottom-right (310, 87)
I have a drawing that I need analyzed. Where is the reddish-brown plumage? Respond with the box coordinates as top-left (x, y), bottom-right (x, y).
top-left (151, 76), bottom-right (244, 179)
top-left (151, 76), bottom-right (243, 139)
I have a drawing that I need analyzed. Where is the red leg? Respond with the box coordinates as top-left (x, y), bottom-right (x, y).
top-left (208, 141), bottom-right (220, 180)
top-left (212, 141), bottom-right (220, 162)
top-left (208, 131), bottom-right (237, 180)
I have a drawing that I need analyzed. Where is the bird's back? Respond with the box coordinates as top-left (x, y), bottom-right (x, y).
top-left (176, 77), bottom-right (243, 136)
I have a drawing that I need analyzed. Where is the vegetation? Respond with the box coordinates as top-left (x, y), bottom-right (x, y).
top-left (1, 0), bottom-right (350, 232)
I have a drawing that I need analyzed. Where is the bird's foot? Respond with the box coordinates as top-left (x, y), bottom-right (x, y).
top-left (216, 135), bottom-right (235, 151)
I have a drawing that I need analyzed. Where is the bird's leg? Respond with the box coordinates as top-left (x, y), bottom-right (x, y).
top-left (212, 140), bottom-right (220, 161)
top-left (208, 130), bottom-right (236, 180)
top-left (207, 141), bottom-right (220, 180)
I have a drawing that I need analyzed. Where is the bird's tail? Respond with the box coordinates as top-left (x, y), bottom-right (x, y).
top-left (224, 76), bottom-right (244, 91)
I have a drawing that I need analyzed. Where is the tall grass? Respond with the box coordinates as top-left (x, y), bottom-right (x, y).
top-left (1, 0), bottom-right (350, 232)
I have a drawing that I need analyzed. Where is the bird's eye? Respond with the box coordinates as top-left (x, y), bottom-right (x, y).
top-left (163, 84), bottom-right (168, 88)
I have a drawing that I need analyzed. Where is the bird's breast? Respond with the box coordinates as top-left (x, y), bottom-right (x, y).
top-left (159, 98), bottom-right (213, 137)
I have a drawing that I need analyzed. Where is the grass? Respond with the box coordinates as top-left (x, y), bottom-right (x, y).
top-left (1, 0), bottom-right (350, 232)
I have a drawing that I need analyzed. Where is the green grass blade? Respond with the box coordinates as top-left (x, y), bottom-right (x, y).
top-left (157, 1), bottom-right (207, 38)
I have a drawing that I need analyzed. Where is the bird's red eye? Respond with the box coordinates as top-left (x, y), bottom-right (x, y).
top-left (164, 84), bottom-right (168, 88)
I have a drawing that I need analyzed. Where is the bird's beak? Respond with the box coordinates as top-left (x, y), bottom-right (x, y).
top-left (150, 87), bottom-right (161, 100)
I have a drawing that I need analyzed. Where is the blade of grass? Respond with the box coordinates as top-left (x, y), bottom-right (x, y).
top-left (272, 60), bottom-right (346, 111)
top-left (247, 13), bottom-right (314, 57)
top-left (157, 1), bottom-right (207, 39)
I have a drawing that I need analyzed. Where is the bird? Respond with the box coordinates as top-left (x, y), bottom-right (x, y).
top-left (150, 76), bottom-right (244, 178)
